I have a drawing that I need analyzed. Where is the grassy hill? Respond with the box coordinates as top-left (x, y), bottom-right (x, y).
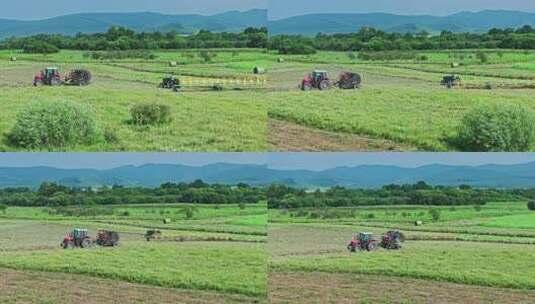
top-left (0, 9), bottom-right (267, 38)
top-left (268, 10), bottom-right (535, 35)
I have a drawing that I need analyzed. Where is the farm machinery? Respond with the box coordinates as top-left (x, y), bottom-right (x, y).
top-left (347, 232), bottom-right (379, 252)
top-left (145, 229), bottom-right (162, 241)
top-left (300, 70), bottom-right (362, 91)
top-left (159, 75), bottom-right (181, 92)
top-left (347, 231), bottom-right (406, 252)
top-left (61, 229), bottom-right (119, 249)
top-left (380, 230), bottom-right (405, 250)
top-left (441, 74), bottom-right (462, 88)
top-left (33, 67), bottom-right (92, 87)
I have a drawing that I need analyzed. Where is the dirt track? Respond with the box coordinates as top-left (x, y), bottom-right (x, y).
top-left (269, 271), bottom-right (535, 304)
top-left (268, 119), bottom-right (414, 152)
top-left (0, 268), bottom-right (263, 304)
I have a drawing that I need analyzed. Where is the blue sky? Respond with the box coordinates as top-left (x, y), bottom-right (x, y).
top-left (269, 0), bottom-right (535, 19)
top-left (0, 153), bottom-right (534, 171)
top-left (1, 0), bottom-right (266, 20)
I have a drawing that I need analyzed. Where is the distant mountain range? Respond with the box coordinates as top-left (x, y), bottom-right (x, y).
top-left (0, 9), bottom-right (267, 39)
top-left (2, 162), bottom-right (535, 189)
top-left (269, 10), bottom-right (535, 35)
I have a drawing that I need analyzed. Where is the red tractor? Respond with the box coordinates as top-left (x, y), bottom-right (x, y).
top-left (61, 229), bottom-right (119, 249)
top-left (347, 232), bottom-right (379, 252)
top-left (380, 230), bottom-right (405, 250)
top-left (34, 67), bottom-right (62, 86)
top-left (61, 228), bottom-right (92, 249)
top-left (300, 70), bottom-right (332, 91)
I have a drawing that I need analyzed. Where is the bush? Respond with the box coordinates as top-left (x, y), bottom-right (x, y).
top-left (455, 103), bottom-right (535, 151)
top-left (476, 51), bottom-right (488, 63)
top-left (89, 50), bottom-right (155, 60)
top-left (528, 200), bottom-right (535, 211)
top-left (0, 204), bottom-right (7, 214)
top-left (8, 101), bottom-right (101, 148)
top-left (131, 104), bottom-right (172, 125)
top-left (23, 41), bottom-right (59, 54)
top-left (429, 209), bottom-right (441, 221)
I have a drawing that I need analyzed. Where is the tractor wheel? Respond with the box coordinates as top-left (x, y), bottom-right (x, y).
top-left (318, 80), bottom-right (330, 91)
top-left (81, 239), bottom-right (92, 249)
top-left (33, 80), bottom-right (44, 87)
top-left (50, 77), bottom-right (62, 86)
top-left (63, 241), bottom-right (74, 249)
top-left (301, 83), bottom-right (312, 91)
top-left (367, 242), bottom-right (378, 251)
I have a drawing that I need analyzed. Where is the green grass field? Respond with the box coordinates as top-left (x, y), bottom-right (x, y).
top-left (0, 49), bottom-right (268, 152)
top-left (0, 203), bottom-right (268, 303)
top-left (267, 49), bottom-right (535, 151)
top-left (268, 201), bottom-right (535, 303)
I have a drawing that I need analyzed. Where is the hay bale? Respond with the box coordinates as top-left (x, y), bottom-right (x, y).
top-left (169, 61), bottom-right (177, 67)
top-left (163, 218), bottom-right (172, 224)
top-left (253, 66), bottom-right (266, 74)
top-left (451, 62), bottom-right (460, 68)
top-left (415, 220), bottom-right (423, 226)
top-left (10, 57), bottom-right (17, 62)
top-left (277, 57), bottom-right (284, 63)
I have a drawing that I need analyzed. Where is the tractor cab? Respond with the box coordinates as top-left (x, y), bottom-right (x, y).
top-left (45, 67), bottom-right (60, 78)
top-left (311, 70), bottom-right (328, 82)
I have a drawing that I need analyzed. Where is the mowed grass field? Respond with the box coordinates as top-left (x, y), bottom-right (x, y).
top-left (0, 203), bottom-right (268, 303)
top-left (0, 49), bottom-right (269, 152)
top-left (267, 49), bottom-right (535, 151)
top-left (268, 202), bottom-right (535, 303)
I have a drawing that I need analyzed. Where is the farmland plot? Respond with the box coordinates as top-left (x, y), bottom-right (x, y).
top-left (266, 50), bottom-right (535, 151)
top-left (0, 49), bottom-right (268, 152)
top-left (0, 203), bottom-right (268, 303)
top-left (268, 202), bottom-right (535, 303)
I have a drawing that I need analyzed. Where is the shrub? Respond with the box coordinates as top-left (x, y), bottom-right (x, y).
top-left (528, 200), bottom-right (535, 211)
top-left (455, 103), bottom-right (535, 152)
top-left (476, 51), bottom-right (488, 63)
top-left (8, 101), bottom-right (101, 148)
top-left (104, 129), bottom-right (120, 144)
top-left (23, 41), bottom-right (59, 54)
top-left (429, 209), bottom-right (441, 222)
top-left (130, 103), bottom-right (172, 125)
top-left (0, 204), bottom-right (7, 214)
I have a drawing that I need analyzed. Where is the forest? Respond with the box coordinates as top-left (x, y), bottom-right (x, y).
top-left (0, 180), bottom-right (266, 207)
top-left (268, 25), bottom-right (535, 54)
top-left (267, 182), bottom-right (533, 209)
top-left (0, 26), bottom-right (268, 52)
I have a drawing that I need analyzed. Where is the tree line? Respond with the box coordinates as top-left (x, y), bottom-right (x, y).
top-left (0, 180), bottom-right (532, 209)
top-left (0, 180), bottom-right (266, 207)
top-left (0, 26), bottom-right (268, 53)
top-left (267, 182), bottom-right (527, 209)
top-left (268, 25), bottom-right (535, 54)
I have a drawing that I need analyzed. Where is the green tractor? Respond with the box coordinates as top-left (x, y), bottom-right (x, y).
top-left (159, 75), bottom-right (181, 92)
top-left (347, 232), bottom-right (379, 252)
top-left (34, 67), bottom-right (62, 86)
top-left (441, 74), bottom-right (462, 88)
